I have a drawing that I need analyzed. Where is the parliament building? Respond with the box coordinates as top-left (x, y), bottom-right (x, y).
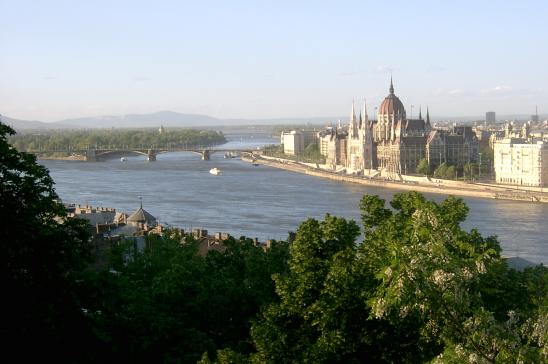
top-left (320, 79), bottom-right (479, 176)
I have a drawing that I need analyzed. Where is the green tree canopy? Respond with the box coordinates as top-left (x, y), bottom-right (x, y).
top-left (9, 128), bottom-right (226, 153)
top-left (416, 158), bottom-right (430, 175)
top-left (359, 192), bottom-right (547, 363)
top-left (0, 121), bottom-right (94, 361)
top-left (251, 192), bottom-right (546, 363)
top-left (251, 214), bottom-right (439, 363)
top-left (86, 233), bottom-right (289, 363)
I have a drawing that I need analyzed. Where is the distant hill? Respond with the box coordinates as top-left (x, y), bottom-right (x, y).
top-left (0, 115), bottom-right (71, 130)
top-left (55, 110), bottom-right (225, 128)
top-left (55, 111), bottom-right (340, 128)
top-left (3, 110), bottom-right (544, 130)
top-left (1, 111), bottom-right (340, 130)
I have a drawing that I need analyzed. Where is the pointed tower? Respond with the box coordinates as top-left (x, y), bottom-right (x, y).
top-left (362, 99), bottom-right (373, 169)
top-left (361, 99), bottom-right (370, 139)
top-left (389, 75), bottom-right (394, 95)
top-left (349, 100), bottom-right (358, 138)
top-left (425, 107), bottom-right (432, 132)
top-left (418, 107), bottom-right (422, 120)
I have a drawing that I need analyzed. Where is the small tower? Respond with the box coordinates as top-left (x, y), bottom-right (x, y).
top-left (425, 107), bottom-right (432, 132)
top-left (349, 101), bottom-right (358, 138)
top-left (522, 121), bottom-right (531, 139)
top-left (159, 125), bottom-right (165, 134)
top-left (361, 99), bottom-right (373, 170)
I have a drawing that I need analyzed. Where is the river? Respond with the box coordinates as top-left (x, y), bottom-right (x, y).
top-left (40, 132), bottom-right (548, 265)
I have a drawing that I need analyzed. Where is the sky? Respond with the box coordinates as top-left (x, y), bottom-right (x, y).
top-left (1, 0), bottom-right (547, 122)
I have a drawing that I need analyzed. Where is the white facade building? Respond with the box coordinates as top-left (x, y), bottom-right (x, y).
top-left (281, 130), bottom-right (305, 155)
top-left (494, 138), bottom-right (548, 187)
top-left (346, 100), bottom-right (373, 173)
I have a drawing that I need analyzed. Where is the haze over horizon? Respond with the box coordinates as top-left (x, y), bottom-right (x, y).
top-left (1, 0), bottom-right (547, 123)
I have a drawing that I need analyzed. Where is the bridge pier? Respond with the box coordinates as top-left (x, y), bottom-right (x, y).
top-left (85, 149), bottom-right (97, 162)
top-left (147, 149), bottom-right (157, 162)
top-left (201, 150), bottom-right (210, 161)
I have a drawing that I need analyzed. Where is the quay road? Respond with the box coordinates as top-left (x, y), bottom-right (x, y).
top-left (244, 155), bottom-right (548, 204)
top-left (31, 147), bottom-right (261, 161)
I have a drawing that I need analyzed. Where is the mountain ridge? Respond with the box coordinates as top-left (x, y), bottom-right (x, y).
top-left (2, 110), bottom-right (544, 130)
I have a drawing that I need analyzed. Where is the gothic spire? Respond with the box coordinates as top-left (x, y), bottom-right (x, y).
top-left (350, 100), bottom-right (358, 137)
top-left (426, 107), bottom-right (431, 126)
top-left (389, 75), bottom-right (394, 95)
top-left (418, 106), bottom-right (422, 120)
top-left (362, 99), bottom-right (368, 125)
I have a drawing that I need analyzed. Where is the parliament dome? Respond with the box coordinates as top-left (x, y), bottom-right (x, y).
top-left (378, 79), bottom-right (406, 117)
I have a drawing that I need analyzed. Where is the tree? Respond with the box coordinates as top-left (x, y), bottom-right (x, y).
top-left (434, 163), bottom-right (448, 178)
top-left (416, 158), bottom-right (430, 175)
top-left (87, 232), bottom-right (289, 363)
top-left (251, 214), bottom-right (439, 363)
top-left (303, 142), bottom-right (323, 162)
top-left (464, 162), bottom-right (479, 180)
top-left (446, 165), bottom-right (456, 179)
top-left (434, 163), bottom-right (457, 179)
top-left (0, 121), bottom-right (94, 361)
top-left (359, 192), bottom-right (547, 363)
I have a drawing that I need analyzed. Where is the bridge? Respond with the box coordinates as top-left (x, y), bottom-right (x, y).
top-left (33, 147), bottom-right (259, 162)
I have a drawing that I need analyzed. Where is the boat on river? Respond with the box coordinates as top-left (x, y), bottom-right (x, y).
top-left (209, 167), bottom-right (222, 175)
top-left (224, 151), bottom-right (239, 159)
top-left (120, 157), bottom-right (127, 162)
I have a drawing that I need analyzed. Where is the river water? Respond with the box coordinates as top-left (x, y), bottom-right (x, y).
top-left (40, 132), bottom-right (548, 265)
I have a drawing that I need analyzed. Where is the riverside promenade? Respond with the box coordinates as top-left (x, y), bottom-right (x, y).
top-left (243, 155), bottom-right (548, 203)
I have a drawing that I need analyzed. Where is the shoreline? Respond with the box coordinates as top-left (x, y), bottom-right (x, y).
top-left (38, 155), bottom-right (86, 161)
top-left (243, 155), bottom-right (548, 204)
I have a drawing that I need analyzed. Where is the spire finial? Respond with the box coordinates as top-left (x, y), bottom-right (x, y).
top-left (426, 107), bottom-right (430, 124)
top-left (418, 106), bottom-right (422, 120)
top-left (389, 75), bottom-right (394, 94)
top-left (351, 99), bottom-right (357, 124)
top-left (139, 196), bottom-right (143, 209)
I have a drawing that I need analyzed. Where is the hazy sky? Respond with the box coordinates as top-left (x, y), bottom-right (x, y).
top-left (1, 0), bottom-right (547, 122)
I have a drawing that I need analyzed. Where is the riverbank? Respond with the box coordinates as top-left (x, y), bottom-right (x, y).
top-left (243, 155), bottom-right (548, 203)
top-left (38, 155), bottom-right (86, 161)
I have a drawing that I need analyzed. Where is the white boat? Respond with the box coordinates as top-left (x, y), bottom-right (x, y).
top-left (224, 151), bottom-right (239, 159)
top-left (120, 157), bottom-right (127, 162)
top-left (209, 167), bottom-right (222, 175)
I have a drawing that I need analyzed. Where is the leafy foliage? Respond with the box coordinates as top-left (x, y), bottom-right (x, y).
top-left (85, 234), bottom-right (289, 363)
top-left (9, 128), bottom-right (226, 153)
top-left (416, 158), bottom-right (430, 175)
top-left (2, 118), bottom-right (545, 363)
top-left (360, 192), bottom-right (547, 363)
top-left (433, 162), bottom-right (457, 179)
top-left (0, 121), bottom-right (94, 361)
top-left (463, 162), bottom-right (479, 180)
top-left (251, 214), bottom-right (439, 363)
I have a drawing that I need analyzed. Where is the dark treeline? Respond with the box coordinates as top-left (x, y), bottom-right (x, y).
top-left (1, 121), bottom-right (546, 363)
top-left (8, 128), bottom-right (226, 152)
